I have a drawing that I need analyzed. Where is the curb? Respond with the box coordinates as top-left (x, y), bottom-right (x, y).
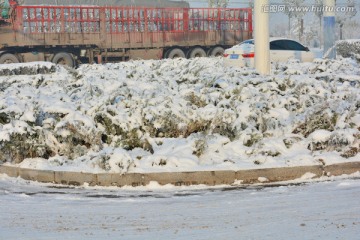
top-left (1, 162), bottom-right (360, 187)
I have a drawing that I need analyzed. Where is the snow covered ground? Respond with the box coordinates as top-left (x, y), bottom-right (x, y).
top-left (0, 57), bottom-right (359, 173)
top-left (0, 174), bottom-right (360, 239)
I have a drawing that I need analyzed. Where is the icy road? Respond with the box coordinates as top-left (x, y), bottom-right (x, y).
top-left (0, 176), bottom-right (359, 240)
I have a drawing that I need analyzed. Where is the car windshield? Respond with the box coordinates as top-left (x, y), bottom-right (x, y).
top-left (238, 39), bottom-right (307, 51)
top-left (240, 39), bottom-right (254, 45)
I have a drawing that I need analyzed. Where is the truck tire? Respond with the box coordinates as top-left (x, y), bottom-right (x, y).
top-left (0, 53), bottom-right (20, 64)
top-left (166, 48), bottom-right (185, 59)
top-left (52, 52), bottom-right (75, 67)
top-left (209, 47), bottom-right (225, 57)
top-left (188, 47), bottom-right (207, 58)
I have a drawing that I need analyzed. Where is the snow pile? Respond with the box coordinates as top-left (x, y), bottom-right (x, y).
top-left (0, 57), bottom-right (359, 173)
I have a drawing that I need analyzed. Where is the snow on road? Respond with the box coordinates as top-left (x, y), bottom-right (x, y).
top-left (1, 175), bottom-right (359, 240)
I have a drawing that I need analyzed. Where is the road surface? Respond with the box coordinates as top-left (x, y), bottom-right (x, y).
top-left (0, 175), bottom-right (359, 240)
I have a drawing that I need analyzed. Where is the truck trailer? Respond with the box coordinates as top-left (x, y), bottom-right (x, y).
top-left (0, 0), bottom-right (252, 67)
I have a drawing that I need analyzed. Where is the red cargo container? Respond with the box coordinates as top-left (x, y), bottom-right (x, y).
top-left (0, 2), bottom-right (252, 66)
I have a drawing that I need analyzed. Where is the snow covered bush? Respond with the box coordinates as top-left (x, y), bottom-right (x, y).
top-left (92, 148), bottom-right (134, 174)
top-left (0, 121), bottom-right (52, 163)
top-left (0, 64), bottom-right (102, 163)
top-left (0, 62), bottom-right (56, 76)
top-left (0, 57), bottom-right (359, 172)
top-left (293, 109), bottom-right (336, 137)
top-left (337, 40), bottom-right (360, 61)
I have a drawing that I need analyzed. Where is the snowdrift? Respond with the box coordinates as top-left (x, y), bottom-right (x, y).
top-left (0, 57), bottom-right (359, 173)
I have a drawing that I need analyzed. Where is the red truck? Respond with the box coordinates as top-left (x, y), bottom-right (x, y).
top-left (0, 1), bottom-right (252, 67)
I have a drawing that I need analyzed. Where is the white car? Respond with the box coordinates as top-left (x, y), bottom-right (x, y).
top-left (223, 38), bottom-right (315, 68)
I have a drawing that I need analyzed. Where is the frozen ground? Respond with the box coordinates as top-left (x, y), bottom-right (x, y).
top-left (0, 174), bottom-right (359, 240)
top-left (0, 57), bottom-right (359, 173)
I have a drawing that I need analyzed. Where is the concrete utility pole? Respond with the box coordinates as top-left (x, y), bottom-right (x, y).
top-left (323, 0), bottom-right (336, 59)
top-left (254, 0), bottom-right (270, 75)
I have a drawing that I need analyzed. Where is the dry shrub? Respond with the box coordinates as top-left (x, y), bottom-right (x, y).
top-left (293, 112), bottom-right (335, 137)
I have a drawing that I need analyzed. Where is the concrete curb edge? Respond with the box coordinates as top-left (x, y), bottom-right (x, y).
top-left (1, 162), bottom-right (360, 187)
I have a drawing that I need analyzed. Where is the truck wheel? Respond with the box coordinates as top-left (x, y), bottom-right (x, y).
top-left (0, 53), bottom-right (20, 64)
top-left (164, 49), bottom-right (172, 59)
top-left (52, 52), bottom-right (75, 67)
top-left (188, 47), bottom-right (207, 58)
top-left (209, 47), bottom-right (225, 57)
top-left (166, 48), bottom-right (185, 59)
